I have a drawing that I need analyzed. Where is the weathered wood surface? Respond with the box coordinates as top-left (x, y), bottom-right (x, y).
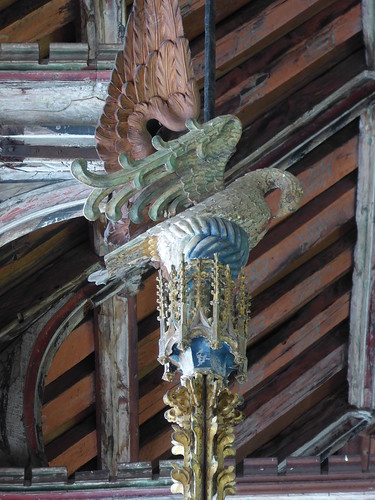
top-left (0, 179), bottom-right (92, 247)
top-left (226, 52), bottom-right (365, 173)
top-left (217, 1), bottom-right (362, 124)
top-left (2, 456), bottom-right (375, 496)
top-left (48, 428), bottom-right (97, 477)
top-left (247, 172), bottom-right (356, 295)
top-left (241, 292), bottom-right (350, 394)
top-left (42, 373), bottom-right (96, 442)
top-left (0, 219), bottom-right (87, 295)
top-left (137, 219), bottom-right (356, 427)
top-left (226, 70), bottom-right (374, 182)
top-left (0, 73), bottom-right (109, 125)
top-left (0, 292), bottom-right (78, 467)
top-left (283, 411), bottom-right (375, 466)
top-left (45, 319), bottom-right (94, 385)
top-left (0, 240), bottom-right (100, 346)
top-left (0, 0), bottom-right (77, 43)
top-left (235, 341), bottom-right (347, 460)
top-left (254, 389), bottom-right (351, 460)
top-left (192, 0), bottom-right (336, 84)
top-left (139, 340), bottom-right (348, 462)
top-left (348, 108), bottom-right (375, 409)
top-left (80, 0), bottom-right (126, 63)
top-left (96, 294), bottom-right (138, 474)
top-left (248, 223), bottom-right (355, 343)
top-left (136, 273), bottom-right (157, 322)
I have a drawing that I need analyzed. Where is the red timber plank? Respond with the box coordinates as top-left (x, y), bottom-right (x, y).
top-left (247, 176), bottom-right (356, 295)
top-left (264, 135), bottom-right (358, 230)
top-left (138, 328), bottom-right (159, 378)
top-left (139, 371), bottom-right (176, 426)
top-left (137, 273), bottom-right (157, 322)
top-left (0, 0), bottom-right (77, 43)
top-left (42, 373), bottom-right (95, 439)
top-left (226, 53), bottom-right (364, 173)
top-left (139, 343), bottom-right (347, 461)
top-left (254, 388), bottom-right (351, 460)
top-left (45, 319), bottom-right (94, 385)
top-left (235, 343), bottom-right (347, 459)
top-left (182, 0), bottom-right (250, 41)
top-left (237, 292), bottom-right (350, 394)
top-left (0, 219), bottom-right (88, 297)
top-left (249, 229), bottom-right (355, 345)
top-left (192, 0), bottom-right (336, 84)
top-left (48, 430), bottom-right (97, 476)
top-left (216, 2), bottom-right (362, 127)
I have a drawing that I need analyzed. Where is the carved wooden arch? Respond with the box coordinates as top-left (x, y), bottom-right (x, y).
top-left (23, 281), bottom-right (120, 466)
top-left (0, 180), bottom-right (92, 247)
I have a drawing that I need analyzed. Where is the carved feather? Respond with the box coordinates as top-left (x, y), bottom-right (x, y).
top-left (95, 0), bottom-right (200, 172)
top-left (145, 0), bottom-right (162, 52)
top-left (123, 14), bottom-right (135, 82)
top-left (133, 0), bottom-right (147, 66)
top-left (174, 37), bottom-right (194, 92)
top-left (135, 65), bottom-right (147, 103)
top-left (161, 0), bottom-right (184, 40)
top-left (144, 50), bottom-right (159, 100)
top-left (157, 40), bottom-right (177, 99)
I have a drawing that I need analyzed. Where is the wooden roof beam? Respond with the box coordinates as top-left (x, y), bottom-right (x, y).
top-left (96, 295), bottom-right (139, 473)
top-left (0, 179), bottom-right (92, 246)
top-left (347, 0), bottom-right (375, 411)
top-left (216, 2), bottom-right (362, 126)
top-left (192, 0), bottom-right (337, 84)
top-left (235, 341), bottom-right (347, 461)
top-left (226, 71), bottom-right (375, 183)
top-left (0, 0), bottom-right (77, 43)
top-left (348, 107), bottom-right (375, 409)
top-left (277, 410), bottom-right (375, 472)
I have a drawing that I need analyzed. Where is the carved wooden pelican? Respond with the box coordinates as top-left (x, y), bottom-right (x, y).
top-left (99, 167), bottom-right (303, 283)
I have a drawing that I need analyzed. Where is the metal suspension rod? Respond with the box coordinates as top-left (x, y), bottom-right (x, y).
top-left (204, 0), bottom-right (216, 122)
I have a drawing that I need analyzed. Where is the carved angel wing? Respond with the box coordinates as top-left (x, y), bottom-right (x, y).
top-left (95, 0), bottom-right (200, 172)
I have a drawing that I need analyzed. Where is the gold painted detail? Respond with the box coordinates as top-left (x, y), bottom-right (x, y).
top-left (157, 255), bottom-right (250, 382)
top-left (164, 373), bottom-right (243, 499)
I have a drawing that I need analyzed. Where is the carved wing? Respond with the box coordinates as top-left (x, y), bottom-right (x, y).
top-left (95, 0), bottom-right (200, 172)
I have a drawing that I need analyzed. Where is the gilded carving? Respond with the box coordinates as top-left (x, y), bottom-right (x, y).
top-left (164, 373), bottom-right (243, 499)
top-left (157, 256), bottom-right (250, 382)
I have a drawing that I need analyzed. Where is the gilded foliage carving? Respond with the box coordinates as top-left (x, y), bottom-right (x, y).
top-left (164, 373), bottom-right (243, 499)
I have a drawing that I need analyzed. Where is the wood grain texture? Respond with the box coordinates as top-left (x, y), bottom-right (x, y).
top-left (216, 2), bottom-right (362, 126)
top-left (42, 373), bottom-right (96, 438)
top-left (136, 273), bottom-right (157, 322)
top-left (48, 430), bottom-right (97, 476)
top-left (0, 0), bottom-right (76, 43)
top-left (192, 0), bottom-right (337, 84)
top-left (95, 0), bottom-right (200, 170)
top-left (235, 344), bottom-right (347, 459)
top-left (348, 108), bottom-right (375, 409)
top-left (96, 294), bottom-right (139, 473)
top-left (45, 320), bottom-right (95, 385)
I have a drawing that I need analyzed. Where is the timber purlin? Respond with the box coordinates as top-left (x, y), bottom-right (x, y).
top-left (1, 456), bottom-right (375, 495)
top-left (31, 466), bottom-right (67, 485)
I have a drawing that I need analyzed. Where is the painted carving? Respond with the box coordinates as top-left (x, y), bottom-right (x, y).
top-left (94, 0), bottom-right (200, 171)
top-left (68, 0), bottom-right (304, 497)
top-left (164, 373), bottom-right (242, 499)
top-left (103, 167), bottom-right (303, 281)
top-left (157, 255), bottom-right (249, 382)
top-left (71, 116), bottom-right (242, 223)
